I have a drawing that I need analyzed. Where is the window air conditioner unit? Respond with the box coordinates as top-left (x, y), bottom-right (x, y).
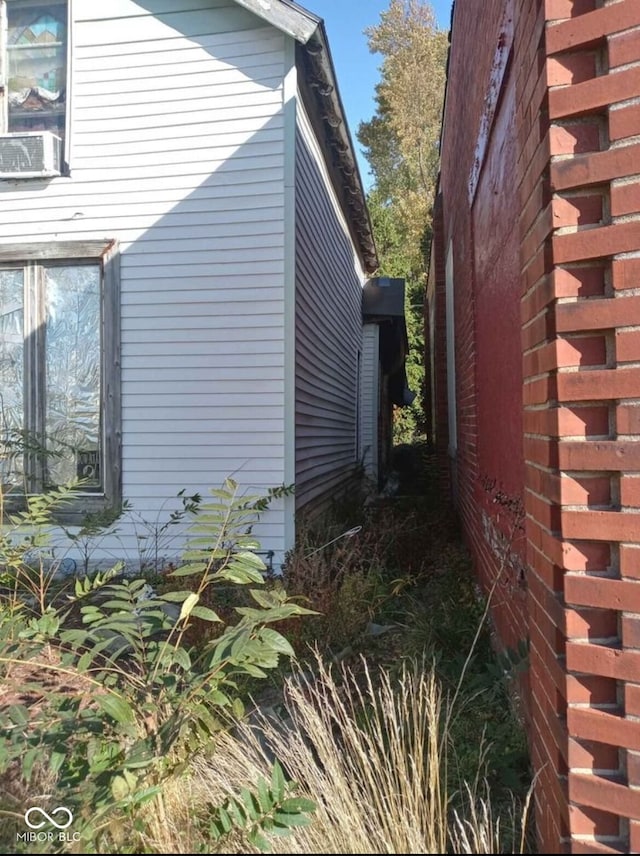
top-left (0, 131), bottom-right (62, 179)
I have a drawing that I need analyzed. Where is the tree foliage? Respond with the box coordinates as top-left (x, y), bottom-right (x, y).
top-left (358, 0), bottom-right (449, 441)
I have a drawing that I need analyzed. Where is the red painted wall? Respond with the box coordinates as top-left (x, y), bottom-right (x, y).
top-left (472, 61), bottom-right (529, 638)
top-left (438, 0), bottom-right (529, 672)
top-left (429, 0), bottom-right (640, 852)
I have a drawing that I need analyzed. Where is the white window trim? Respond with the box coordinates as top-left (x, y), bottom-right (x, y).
top-left (0, 0), bottom-right (72, 172)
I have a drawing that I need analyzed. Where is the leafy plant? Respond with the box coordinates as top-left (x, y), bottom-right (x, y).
top-left (125, 488), bottom-right (202, 575)
top-left (0, 481), bottom-right (79, 617)
top-left (202, 760), bottom-right (315, 852)
top-left (60, 501), bottom-right (132, 576)
top-left (0, 477), bottom-right (315, 853)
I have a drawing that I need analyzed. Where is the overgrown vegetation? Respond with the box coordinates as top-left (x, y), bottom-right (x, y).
top-left (278, 445), bottom-right (533, 847)
top-left (0, 444), bottom-right (534, 853)
top-left (0, 479), bottom-right (316, 853)
top-left (197, 653), bottom-right (533, 855)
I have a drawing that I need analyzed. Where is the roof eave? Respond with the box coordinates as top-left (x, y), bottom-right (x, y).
top-left (296, 26), bottom-right (379, 274)
top-left (232, 0), bottom-right (319, 43)
top-left (234, 1), bottom-right (378, 273)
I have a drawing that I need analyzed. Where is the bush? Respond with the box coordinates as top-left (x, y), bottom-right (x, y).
top-left (0, 478), bottom-right (315, 853)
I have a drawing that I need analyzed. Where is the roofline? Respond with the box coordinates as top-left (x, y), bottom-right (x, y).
top-left (235, 0), bottom-right (378, 273)
top-left (233, 0), bottom-right (320, 43)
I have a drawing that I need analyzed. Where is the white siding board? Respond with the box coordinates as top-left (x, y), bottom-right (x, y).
top-left (76, 0), bottom-right (233, 19)
top-left (131, 225), bottom-right (282, 245)
top-left (123, 373), bottom-right (283, 387)
top-left (121, 340), bottom-right (284, 357)
top-left (75, 9), bottom-right (262, 46)
top-left (73, 87), bottom-right (284, 119)
top-left (119, 391), bottom-right (283, 406)
top-left (0, 0), bottom-right (290, 564)
top-left (118, 326), bottom-right (284, 345)
top-left (120, 379), bottom-right (284, 395)
top-left (119, 298), bottom-right (282, 318)
top-left (74, 32), bottom-right (284, 69)
top-left (67, 132), bottom-right (280, 159)
top-left (6, 203), bottom-right (284, 229)
top-left (122, 295), bottom-right (283, 311)
top-left (69, 161), bottom-right (283, 182)
top-left (69, 136), bottom-right (281, 162)
top-left (117, 472), bottom-right (282, 484)
top-left (73, 25), bottom-right (280, 59)
top-left (72, 125), bottom-right (284, 148)
top-left (124, 446), bottom-right (284, 461)
top-left (0, 218), bottom-right (285, 244)
top-left (74, 64), bottom-right (284, 95)
top-left (124, 261), bottom-right (283, 277)
top-left (75, 49), bottom-right (283, 81)
top-left (72, 122), bottom-right (284, 150)
top-left (294, 97), bottom-right (366, 511)
top-left (121, 236), bottom-right (283, 256)
top-left (122, 286), bottom-right (283, 304)
top-left (125, 489), bottom-right (285, 504)
top-left (124, 429), bottom-right (284, 443)
top-left (110, 228), bottom-right (284, 248)
top-left (0, 216), bottom-right (286, 243)
top-left (122, 412), bottom-right (284, 424)
top-left (1, 179), bottom-right (284, 204)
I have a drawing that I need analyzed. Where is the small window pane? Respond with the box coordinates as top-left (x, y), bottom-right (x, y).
top-left (45, 265), bottom-right (101, 489)
top-left (7, 2), bottom-right (67, 138)
top-left (0, 270), bottom-right (25, 488)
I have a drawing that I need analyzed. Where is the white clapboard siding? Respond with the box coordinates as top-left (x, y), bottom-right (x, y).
top-left (2, 179), bottom-right (283, 206)
top-left (0, 0), bottom-right (289, 561)
top-left (294, 98), bottom-right (366, 511)
top-left (121, 340), bottom-right (284, 357)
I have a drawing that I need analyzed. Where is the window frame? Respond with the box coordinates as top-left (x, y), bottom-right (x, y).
top-left (0, 0), bottom-right (71, 172)
top-left (0, 239), bottom-right (121, 524)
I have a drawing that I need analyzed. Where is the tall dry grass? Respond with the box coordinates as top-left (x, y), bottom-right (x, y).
top-left (155, 653), bottom-right (532, 854)
top-left (4, 652), bottom-right (530, 854)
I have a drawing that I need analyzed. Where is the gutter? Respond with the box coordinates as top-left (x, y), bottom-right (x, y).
top-left (295, 23), bottom-right (379, 274)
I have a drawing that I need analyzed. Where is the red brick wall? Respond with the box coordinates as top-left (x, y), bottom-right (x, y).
top-left (519, 0), bottom-right (572, 846)
top-left (436, 0), bottom-right (530, 641)
top-left (436, 0), bottom-right (531, 689)
top-left (428, 0), bottom-right (640, 851)
top-left (545, 0), bottom-right (640, 851)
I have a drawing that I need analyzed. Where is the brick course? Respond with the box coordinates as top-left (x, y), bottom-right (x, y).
top-left (428, 0), bottom-right (640, 850)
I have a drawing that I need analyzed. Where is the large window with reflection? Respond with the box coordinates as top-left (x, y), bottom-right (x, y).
top-left (0, 242), bottom-right (121, 520)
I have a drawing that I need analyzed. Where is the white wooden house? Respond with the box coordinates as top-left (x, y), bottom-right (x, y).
top-left (0, 0), bottom-right (410, 570)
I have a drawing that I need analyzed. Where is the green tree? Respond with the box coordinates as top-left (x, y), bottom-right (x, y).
top-left (359, 0), bottom-right (449, 441)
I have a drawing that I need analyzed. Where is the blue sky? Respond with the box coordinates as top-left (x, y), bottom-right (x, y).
top-left (308, 0), bottom-right (454, 190)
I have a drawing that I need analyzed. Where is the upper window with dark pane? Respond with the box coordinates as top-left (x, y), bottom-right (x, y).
top-left (7, 1), bottom-right (67, 141)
